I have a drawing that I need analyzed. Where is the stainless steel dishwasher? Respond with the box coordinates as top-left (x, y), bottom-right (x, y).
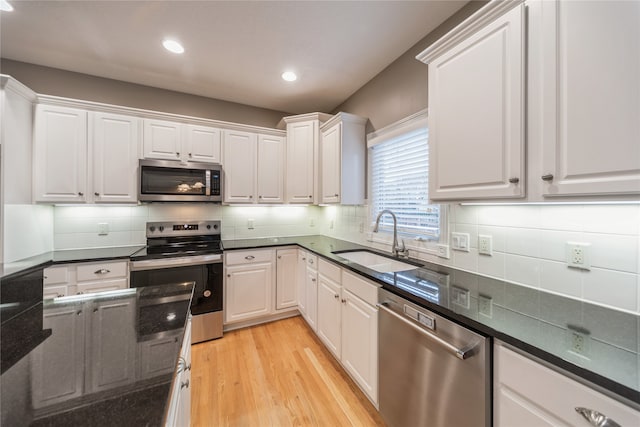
top-left (378, 288), bottom-right (490, 427)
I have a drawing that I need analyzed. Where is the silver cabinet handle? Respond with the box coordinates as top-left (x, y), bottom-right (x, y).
top-left (249, 195), bottom-right (253, 199)
top-left (377, 302), bottom-right (473, 360)
top-left (302, 257), bottom-right (306, 261)
top-left (245, 255), bottom-right (255, 260)
top-left (334, 294), bottom-right (339, 299)
top-left (78, 192), bottom-right (84, 196)
top-left (334, 193), bottom-right (339, 197)
top-left (188, 153), bottom-right (192, 158)
top-left (94, 269), bottom-right (110, 275)
top-left (311, 278), bottom-right (316, 282)
top-left (76, 310), bottom-right (82, 315)
top-left (575, 408), bottom-right (621, 427)
top-left (541, 173), bottom-right (554, 181)
top-left (94, 192), bottom-right (100, 196)
top-left (181, 379), bottom-right (189, 389)
top-left (508, 177), bottom-right (519, 184)
top-left (227, 274), bottom-right (231, 278)
top-left (308, 195), bottom-right (312, 198)
top-left (309, 259), bottom-right (314, 264)
top-left (176, 152), bottom-right (180, 157)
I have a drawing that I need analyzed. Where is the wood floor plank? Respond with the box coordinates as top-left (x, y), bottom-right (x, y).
top-left (191, 316), bottom-right (386, 427)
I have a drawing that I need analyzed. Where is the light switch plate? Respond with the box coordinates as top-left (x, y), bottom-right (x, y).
top-left (451, 232), bottom-right (470, 252)
top-left (451, 286), bottom-right (470, 309)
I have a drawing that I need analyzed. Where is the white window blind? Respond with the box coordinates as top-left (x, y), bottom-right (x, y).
top-left (370, 126), bottom-right (440, 239)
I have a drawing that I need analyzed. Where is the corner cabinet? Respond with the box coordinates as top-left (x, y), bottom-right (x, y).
top-left (283, 113), bottom-right (332, 204)
top-left (536, 0), bottom-right (640, 197)
top-left (494, 342), bottom-right (640, 426)
top-left (319, 113), bottom-right (367, 205)
top-left (417, 2), bottom-right (525, 201)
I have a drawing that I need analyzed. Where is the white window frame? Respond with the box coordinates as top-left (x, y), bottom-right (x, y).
top-left (367, 109), bottom-right (447, 256)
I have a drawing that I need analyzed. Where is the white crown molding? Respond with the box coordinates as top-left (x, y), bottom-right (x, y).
top-left (366, 108), bottom-right (428, 147)
top-left (280, 112), bottom-right (334, 127)
top-left (416, 0), bottom-right (524, 64)
top-left (0, 75), bottom-right (37, 102)
top-left (36, 93), bottom-right (286, 137)
top-left (320, 111), bottom-right (367, 131)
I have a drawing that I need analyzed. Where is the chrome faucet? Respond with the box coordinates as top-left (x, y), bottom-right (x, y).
top-left (373, 210), bottom-right (409, 258)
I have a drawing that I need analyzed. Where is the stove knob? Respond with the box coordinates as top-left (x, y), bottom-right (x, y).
top-left (214, 224), bottom-right (219, 230)
top-left (159, 226), bottom-right (164, 232)
top-left (203, 290), bottom-right (212, 298)
top-left (206, 224), bottom-right (211, 230)
top-left (149, 226), bottom-right (156, 232)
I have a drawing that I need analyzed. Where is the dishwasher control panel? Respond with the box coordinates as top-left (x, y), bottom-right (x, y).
top-left (404, 304), bottom-right (435, 330)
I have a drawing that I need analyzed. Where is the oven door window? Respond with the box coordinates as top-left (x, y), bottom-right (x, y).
top-left (141, 166), bottom-right (208, 196)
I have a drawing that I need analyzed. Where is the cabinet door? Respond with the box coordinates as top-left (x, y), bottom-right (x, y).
top-left (33, 105), bottom-right (88, 203)
top-left (87, 296), bottom-right (136, 393)
top-left (143, 119), bottom-right (182, 161)
top-left (286, 121), bottom-right (316, 203)
top-left (341, 290), bottom-right (378, 404)
top-left (297, 251), bottom-right (308, 315)
top-left (257, 134), bottom-right (285, 203)
top-left (276, 249), bottom-right (298, 310)
top-left (185, 124), bottom-right (221, 164)
top-left (31, 304), bottom-right (85, 409)
top-left (223, 130), bottom-right (257, 203)
top-left (317, 274), bottom-right (342, 358)
top-left (92, 112), bottom-right (139, 203)
top-left (304, 266), bottom-right (318, 331)
top-left (225, 262), bottom-right (273, 323)
top-left (320, 122), bottom-right (341, 204)
top-left (138, 334), bottom-right (181, 379)
top-left (539, 0), bottom-right (640, 197)
top-left (428, 5), bottom-right (525, 200)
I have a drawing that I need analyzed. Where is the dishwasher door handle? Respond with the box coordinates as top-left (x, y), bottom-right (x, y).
top-left (377, 302), bottom-right (472, 360)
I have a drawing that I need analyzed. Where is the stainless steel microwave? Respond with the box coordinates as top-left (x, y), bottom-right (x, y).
top-left (138, 159), bottom-right (223, 202)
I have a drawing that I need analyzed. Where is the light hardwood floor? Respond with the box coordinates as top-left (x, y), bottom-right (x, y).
top-left (191, 315), bottom-right (386, 427)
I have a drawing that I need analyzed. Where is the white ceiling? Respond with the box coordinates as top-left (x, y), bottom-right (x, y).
top-left (0, 1), bottom-right (466, 113)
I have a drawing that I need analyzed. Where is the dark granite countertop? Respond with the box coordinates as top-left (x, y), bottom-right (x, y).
top-left (1, 282), bottom-right (193, 426)
top-left (224, 235), bottom-right (640, 407)
top-left (0, 246), bottom-right (144, 280)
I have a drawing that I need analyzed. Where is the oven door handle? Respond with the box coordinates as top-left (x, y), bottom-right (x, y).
top-left (130, 254), bottom-right (222, 271)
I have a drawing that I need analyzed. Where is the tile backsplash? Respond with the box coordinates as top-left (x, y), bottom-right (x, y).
top-left (51, 203), bottom-right (640, 314)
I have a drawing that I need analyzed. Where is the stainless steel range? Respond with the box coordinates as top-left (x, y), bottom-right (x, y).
top-left (130, 220), bottom-right (224, 343)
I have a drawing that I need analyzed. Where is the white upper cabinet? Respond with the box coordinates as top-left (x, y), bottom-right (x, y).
top-left (185, 124), bottom-right (221, 164)
top-left (223, 129), bottom-right (285, 204)
top-left (283, 113), bottom-right (332, 204)
top-left (536, 0), bottom-right (640, 197)
top-left (92, 112), bottom-right (140, 203)
top-left (257, 134), bottom-right (285, 204)
top-left (34, 105), bottom-right (88, 203)
top-left (319, 113), bottom-right (367, 205)
top-left (418, 2), bottom-right (525, 201)
top-left (143, 119), bottom-right (221, 164)
top-left (223, 129), bottom-right (257, 203)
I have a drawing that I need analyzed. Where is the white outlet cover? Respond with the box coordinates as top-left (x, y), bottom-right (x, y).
top-left (98, 222), bottom-right (109, 236)
top-left (247, 219), bottom-right (255, 229)
top-left (436, 244), bottom-right (450, 259)
top-left (478, 234), bottom-right (493, 256)
top-left (566, 242), bottom-right (591, 270)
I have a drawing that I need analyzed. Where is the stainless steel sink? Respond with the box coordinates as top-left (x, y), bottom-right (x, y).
top-left (333, 250), bottom-right (419, 273)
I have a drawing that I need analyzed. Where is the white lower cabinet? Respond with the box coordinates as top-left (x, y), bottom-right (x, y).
top-left (296, 250), bottom-right (308, 316)
top-left (224, 249), bottom-right (275, 324)
top-left (275, 249), bottom-right (298, 310)
top-left (494, 342), bottom-right (640, 427)
top-left (303, 254), bottom-right (319, 331)
top-left (315, 260), bottom-right (378, 406)
top-left (167, 316), bottom-right (192, 427)
top-left (138, 333), bottom-right (182, 380)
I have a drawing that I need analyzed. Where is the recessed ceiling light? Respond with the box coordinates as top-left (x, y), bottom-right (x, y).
top-left (281, 71), bottom-right (297, 82)
top-left (0, 0), bottom-right (14, 12)
top-left (163, 39), bottom-right (184, 54)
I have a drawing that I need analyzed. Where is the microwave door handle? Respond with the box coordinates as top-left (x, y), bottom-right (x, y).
top-left (205, 170), bottom-right (211, 196)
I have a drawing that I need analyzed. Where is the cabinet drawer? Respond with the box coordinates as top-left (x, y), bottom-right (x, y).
top-left (44, 266), bottom-right (70, 285)
top-left (76, 279), bottom-right (128, 295)
top-left (318, 259), bottom-right (341, 283)
top-left (76, 261), bottom-right (127, 282)
top-left (226, 249), bottom-right (273, 265)
top-left (342, 271), bottom-right (378, 307)
top-left (306, 254), bottom-right (318, 270)
top-left (43, 285), bottom-right (70, 299)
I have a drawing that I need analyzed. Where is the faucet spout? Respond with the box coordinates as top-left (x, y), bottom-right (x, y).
top-left (373, 210), bottom-right (408, 257)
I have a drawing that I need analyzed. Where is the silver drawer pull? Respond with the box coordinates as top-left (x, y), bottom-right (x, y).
top-left (541, 173), bottom-right (554, 181)
top-left (377, 302), bottom-right (473, 360)
top-left (244, 255), bottom-right (255, 260)
top-left (575, 408), bottom-right (621, 427)
top-left (181, 379), bottom-right (190, 389)
top-left (94, 269), bottom-right (110, 275)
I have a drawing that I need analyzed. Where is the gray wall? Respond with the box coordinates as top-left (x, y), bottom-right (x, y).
top-left (333, 1), bottom-right (487, 133)
top-left (0, 59), bottom-right (290, 128)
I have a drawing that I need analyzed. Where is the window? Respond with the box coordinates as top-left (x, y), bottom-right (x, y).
top-left (369, 111), bottom-right (441, 240)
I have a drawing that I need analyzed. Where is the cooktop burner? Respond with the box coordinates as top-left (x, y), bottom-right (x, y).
top-left (131, 220), bottom-right (223, 260)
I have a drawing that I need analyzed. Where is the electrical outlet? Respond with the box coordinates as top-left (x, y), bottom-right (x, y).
top-left (247, 219), bottom-right (255, 229)
top-left (309, 217), bottom-right (315, 227)
top-left (566, 242), bottom-right (591, 270)
top-left (436, 244), bottom-right (450, 259)
top-left (98, 223), bottom-right (109, 236)
top-left (359, 222), bottom-right (364, 233)
top-left (330, 219), bottom-right (334, 230)
top-left (567, 327), bottom-right (590, 357)
top-left (478, 295), bottom-right (493, 318)
top-left (478, 235), bottom-right (493, 256)
top-left (451, 232), bottom-right (470, 252)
